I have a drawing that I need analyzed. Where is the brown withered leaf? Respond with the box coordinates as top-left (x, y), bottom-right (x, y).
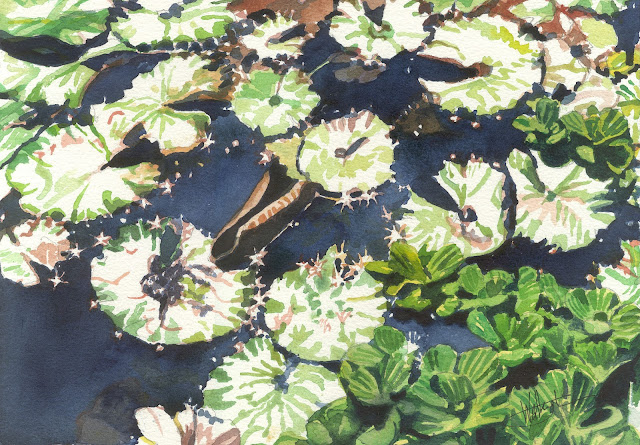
top-left (228, 0), bottom-right (335, 24)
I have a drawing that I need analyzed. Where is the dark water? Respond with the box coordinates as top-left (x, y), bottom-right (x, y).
top-left (1, 2), bottom-right (640, 443)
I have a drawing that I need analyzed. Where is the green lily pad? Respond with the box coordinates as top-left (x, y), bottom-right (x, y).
top-left (0, 51), bottom-right (95, 107)
top-left (232, 68), bottom-right (320, 137)
top-left (298, 110), bottom-right (395, 193)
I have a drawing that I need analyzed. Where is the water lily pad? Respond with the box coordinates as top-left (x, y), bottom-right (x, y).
top-left (419, 15), bottom-right (542, 114)
top-left (297, 110), bottom-right (395, 193)
top-left (617, 71), bottom-right (640, 144)
top-left (0, 51), bottom-right (96, 107)
top-left (0, 0), bottom-right (111, 45)
top-left (507, 149), bottom-right (614, 251)
top-left (92, 54), bottom-right (223, 153)
top-left (330, 0), bottom-right (427, 60)
top-left (398, 159), bottom-right (507, 257)
top-left (5, 124), bottom-right (159, 222)
top-left (242, 16), bottom-right (307, 60)
top-left (0, 218), bottom-right (70, 286)
top-left (556, 0), bottom-right (630, 15)
top-left (542, 39), bottom-right (589, 92)
top-left (113, 0), bottom-right (235, 47)
top-left (91, 219), bottom-right (255, 345)
top-left (598, 241), bottom-right (640, 305)
top-left (264, 245), bottom-right (387, 361)
top-left (203, 336), bottom-right (345, 444)
top-left (231, 68), bottom-right (320, 137)
top-left (509, 0), bottom-right (556, 25)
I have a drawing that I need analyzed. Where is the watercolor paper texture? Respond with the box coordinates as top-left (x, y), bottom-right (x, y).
top-left (1, 0), bottom-right (640, 444)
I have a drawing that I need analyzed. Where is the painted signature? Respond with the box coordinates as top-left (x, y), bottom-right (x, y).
top-left (507, 388), bottom-right (596, 427)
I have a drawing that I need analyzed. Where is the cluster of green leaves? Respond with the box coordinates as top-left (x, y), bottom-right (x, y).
top-left (513, 97), bottom-right (635, 181)
top-left (366, 242), bottom-right (464, 314)
top-left (276, 326), bottom-right (509, 445)
top-left (278, 258), bottom-right (640, 444)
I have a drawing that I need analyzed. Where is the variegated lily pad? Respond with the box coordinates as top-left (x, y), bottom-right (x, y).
top-left (297, 110), bottom-right (395, 193)
top-left (0, 218), bottom-right (70, 286)
top-left (242, 16), bottom-right (307, 60)
top-left (330, 0), bottom-right (427, 60)
top-left (419, 15), bottom-right (542, 114)
top-left (430, 0), bottom-right (492, 13)
top-left (0, 0), bottom-right (112, 45)
top-left (0, 100), bottom-right (39, 200)
top-left (203, 336), bottom-right (345, 444)
top-left (598, 241), bottom-right (640, 305)
top-left (507, 150), bottom-right (614, 251)
top-left (509, 0), bottom-right (556, 25)
top-left (113, 0), bottom-right (235, 47)
top-left (398, 159), bottom-right (507, 257)
top-left (264, 245), bottom-right (387, 361)
top-left (231, 68), bottom-right (320, 137)
top-left (617, 71), bottom-right (640, 144)
top-left (542, 39), bottom-right (590, 92)
top-left (556, 0), bottom-right (630, 15)
top-left (91, 219), bottom-right (255, 345)
top-left (0, 51), bottom-right (96, 107)
top-left (92, 54), bottom-right (222, 154)
top-left (5, 124), bottom-right (159, 222)
top-left (559, 73), bottom-right (620, 115)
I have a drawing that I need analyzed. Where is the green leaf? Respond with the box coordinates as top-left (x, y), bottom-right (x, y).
top-left (380, 352), bottom-right (412, 395)
top-left (356, 408), bottom-right (401, 445)
top-left (561, 111), bottom-right (590, 138)
top-left (342, 364), bottom-right (385, 406)
top-left (425, 244), bottom-right (463, 283)
top-left (457, 348), bottom-right (506, 391)
top-left (536, 98), bottom-right (560, 129)
top-left (576, 145), bottom-right (596, 163)
top-left (388, 242), bottom-right (428, 283)
top-left (433, 373), bottom-right (476, 406)
top-left (457, 265), bottom-right (485, 295)
top-left (366, 261), bottom-right (394, 275)
top-left (347, 344), bottom-right (387, 367)
top-left (374, 326), bottom-right (407, 354)
top-left (595, 108), bottom-right (629, 144)
top-left (513, 115), bottom-right (538, 132)
top-left (422, 344), bottom-right (457, 374)
top-left (467, 310), bottom-right (500, 347)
